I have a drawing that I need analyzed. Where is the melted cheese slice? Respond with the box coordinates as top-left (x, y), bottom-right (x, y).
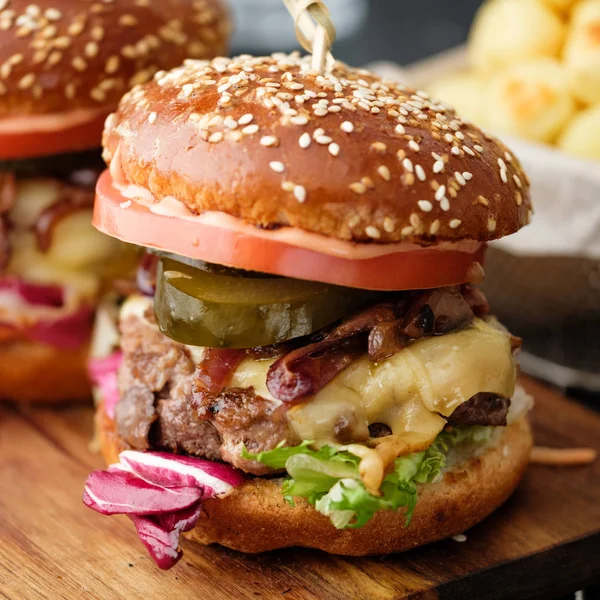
top-left (120, 297), bottom-right (516, 458)
top-left (229, 318), bottom-right (516, 454)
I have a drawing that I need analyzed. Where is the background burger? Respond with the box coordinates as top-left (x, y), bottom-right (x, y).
top-left (0, 0), bottom-right (230, 403)
top-left (83, 52), bottom-right (534, 567)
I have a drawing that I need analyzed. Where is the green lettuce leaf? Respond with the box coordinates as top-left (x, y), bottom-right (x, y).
top-left (244, 425), bottom-right (492, 530)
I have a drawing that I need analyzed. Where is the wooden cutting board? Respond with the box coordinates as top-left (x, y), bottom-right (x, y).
top-left (1, 377), bottom-right (599, 600)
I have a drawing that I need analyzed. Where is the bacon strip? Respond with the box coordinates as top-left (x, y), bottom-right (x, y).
top-left (266, 337), bottom-right (365, 404)
top-left (267, 286), bottom-right (486, 403)
top-left (192, 348), bottom-right (246, 395)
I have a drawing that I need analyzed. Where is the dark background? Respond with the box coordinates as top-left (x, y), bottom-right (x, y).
top-left (232, 0), bottom-right (484, 67)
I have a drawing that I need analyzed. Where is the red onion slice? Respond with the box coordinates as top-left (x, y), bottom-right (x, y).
top-left (83, 451), bottom-right (244, 569)
top-left (129, 515), bottom-right (185, 570)
top-left (83, 469), bottom-right (202, 515)
top-left (118, 450), bottom-right (244, 495)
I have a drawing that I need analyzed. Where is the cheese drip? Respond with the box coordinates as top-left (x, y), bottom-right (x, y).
top-left (229, 319), bottom-right (516, 453)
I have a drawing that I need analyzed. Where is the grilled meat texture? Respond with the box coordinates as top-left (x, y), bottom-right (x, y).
top-left (446, 393), bottom-right (511, 427)
top-left (113, 283), bottom-right (512, 476)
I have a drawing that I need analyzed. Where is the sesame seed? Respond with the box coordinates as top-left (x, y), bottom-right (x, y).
top-left (45, 8), bottom-right (61, 20)
top-left (148, 112), bottom-right (157, 124)
top-left (383, 217), bottom-right (395, 233)
top-left (395, 124), bottom-right (405, 135)
top-left (452, 534), bottom-right (467, 543)
top-left (474, 144), bottom-right (484, 152)
top-left (313, 106), bottom-right (328, 117)
top-left (91, 26), bottom-right (104, 41)
top-left (504, 151), bottom-right (513, 163)
top-left (120, 200), bottom-right (132, 209)
top-left (328, 143), bottom-right (340, 156)
top-left (463, 146), bottom-right (475, 156)
top-left (349, 182), bottom-right (366, 195)
top-left (269, 161), bottom-right (285, 173)
top-left (85, 42), bottom-right (99, 58)
top-left (294, 185), bottom-right (307, 203)
top-left (513, 174), bottom-right (522, 188)
top-left (515, 191), bottom-right (523, 206)
top-left (435, 185), bottom-right (446, 201)
top-left (429, 220), bottom-right (440, 235)
top-left (454, 172), bottom-right (466, 186)
top-left (455, 131), bottom-right (465, 140)
top-left (371, 142), bottom-right (387, 154)
top-left (72, 57), bottom-right (87, 72)
top-left (378, 165), bottom-right (391, 181)
top-left (488, 216), bottom-right (497, 232)
top-left (451, 146), bottom-right (461, 156)
top-left (445, 133), bottom-right (454, 143)
top-left (238, 113), bottom-right (254, 125)
top-left (242, 124), bottom-right (259, 135)
top-left (290, 115), bottom-right (308, 125)
top-left (401, 226), bottom-right (414, 237)
top-left (105, 56), bottom-right (120, 74)
top-left (299, 132), bottom-right (311, 148)
top-left (182, 83), bottom-right (194, 97)
top-left (208, 132), bottom-right (224, 143)
top-left (500, 169), bottom-right (508, 183)
top-left (365, 226), bottom-right (381, 239)
top-left (316, 135), bottom-right (333, 145)
top-left (260, 135), bottom-right (278, 147)
top-left (340, 121), bottom-right (354, 133)
top-left (403, 172), bottom-right (415, 186)
top-left (478, 195), bottom-right (489, 206)
top-left (67, 22), bottom-right (84, 37)
top-left (224, 116), bottom-right (238, 130)
top-left (362, 177), bottom-right (375, 189)
top-left (497, 157), bottom-right (507, 170)
top-left (17, 73), bottom-right (35, 89)
top-left (449, 219), bottom-right (461, 229)
top-left (119, 14), bottom-right (138, 27)
top-left (408, 140), bottom-right (420, 152)
top-left (440, 198), bottom-right (450, 211)
top-left (433, 160), bottom-right (444, 174)
top-left (409, 213), bottom-right (420, 229)
top-left (462, 172), bottom-right (473, 180)
top-left (417, 200), bottom-right (433, 212)
top-left (402, 158), bottom-right (413, 172)
top-left (415, 164), bottom-right (426, 181)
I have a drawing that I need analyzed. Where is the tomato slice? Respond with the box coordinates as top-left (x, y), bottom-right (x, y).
top-left (94, 170), bottom-right (485, 291)
top-left (0, 112), bottom-right (107, 160)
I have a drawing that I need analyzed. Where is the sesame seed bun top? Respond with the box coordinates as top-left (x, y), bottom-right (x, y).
top-left (0, 0), bottom-right (230, 118)
top-left (103, 53), bottom-right (533, 244)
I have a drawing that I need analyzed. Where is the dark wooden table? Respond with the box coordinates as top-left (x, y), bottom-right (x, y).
top-left (1, 377), bottom-right (599, 600)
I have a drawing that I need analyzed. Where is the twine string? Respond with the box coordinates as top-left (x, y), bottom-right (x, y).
top-left (282, 0), bottom-right (336, 73)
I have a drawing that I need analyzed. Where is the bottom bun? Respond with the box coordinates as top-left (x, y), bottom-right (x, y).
top-left (0, 340), bottom-right (90, 403)
top-left (99, 407), bottom-right (532, 556)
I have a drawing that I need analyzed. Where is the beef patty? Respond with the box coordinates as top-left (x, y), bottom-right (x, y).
top-left (115, 311), bottom-right (511, 475)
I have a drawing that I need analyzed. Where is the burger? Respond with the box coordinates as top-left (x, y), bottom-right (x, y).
top-left (0, 0), bottom-right (230, 403)
top-left (83, 53), bottom-right (534, 567)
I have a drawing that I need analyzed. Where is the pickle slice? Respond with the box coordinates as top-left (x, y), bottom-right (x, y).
top-left (155, 257), bottom-right (379, 348)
